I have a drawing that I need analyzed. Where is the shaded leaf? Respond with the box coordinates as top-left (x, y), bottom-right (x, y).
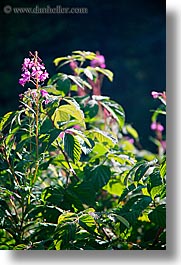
top-left (148, 204), bottom-right (166, 228)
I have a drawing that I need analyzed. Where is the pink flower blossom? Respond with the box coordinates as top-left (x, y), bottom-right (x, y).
top-left (69, 61), bottom-right (78, 70)
top-left (151, 91), bottom-right (161, 99)
top-left (151, 91), bottom-right (166, 103)
top-left (151, 122), bottom-right (164, 132)
top-left (40, 89), bottom-right (49, 97)
top-left (19, 52), bottom-right (49, 87)
top-left (91, 54), bottom-right (106, 68)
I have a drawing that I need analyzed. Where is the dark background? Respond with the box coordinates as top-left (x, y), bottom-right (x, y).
top-left (0, 0), bottom-right (166, 150)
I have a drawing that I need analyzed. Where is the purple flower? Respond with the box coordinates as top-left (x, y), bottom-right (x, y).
top-left (91, 54), bottom-right (106, 68)
top-left (40, 89), bottom-right (49, 97)
top-left (19, 52), bottom-right (49, 87)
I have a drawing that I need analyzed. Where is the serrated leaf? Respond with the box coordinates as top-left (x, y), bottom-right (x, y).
top-left (118, 195), bottom-right (152, 225)
top-left (51, 108), bottom-right (70, 128)
top-left (85, 165), bottom-right (111, 190)
top-left (58, 212), bottom-right (77, 224)
top-left (63, 133), bottom-right (82, 163)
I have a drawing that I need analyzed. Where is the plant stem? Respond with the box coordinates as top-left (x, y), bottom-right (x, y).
top-left (32, 51), bottom-right (40, 184)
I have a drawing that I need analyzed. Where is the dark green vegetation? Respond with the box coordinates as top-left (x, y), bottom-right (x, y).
top-left (0, 51), bottom-right (166, 250)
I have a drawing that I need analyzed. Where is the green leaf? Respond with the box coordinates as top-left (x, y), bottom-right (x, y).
top-left (54, 222), bottom-right (76, 250)
top-left (84, 68), bottom-right (94, 80)
top-left (160, 156), bottom-right (166, 179)
top-left (51, 108), bottom-right (69, 128)
top-left (117, 195), bottom-right (152, 225)
top-left (148, 204), bottom-right (166, 228)
top-left (87, 129), bottom-right (117, 147)
top-left (107, 153), bottom-right (135, 165)
top-left (84, 99), bottom-right (99, 119)
top-left (95, 67), bottom-right (113, 81)
top-left (150, 184), bottom-right (166, 200)
top-left (63, 133), bottom-right (82, 163)
top-left (147, 169), bottom-right (162, 193)
top-left (58, 212), bottom-right (77, 225)
top-left (125, 124), bottom-right (139, 140)
top-left (103, 179), bottom-right (125, 196)
top-left (99, 99), bottom-right (125, 129)
top-left (53, 57), bottom-right (70, 67)
top-left (66, 128), bottom-right (92, 147)
top-left (78, 214), bottom-right (96, 233)
top-left (85, 165), bottom-right (111, 190)
top-left (134, 163), bottom-right (150, 182)
top-left (110, 214), bottom-right (130, 228)
top-left (51, 99), bottom-right (85, 128)
top-left (0, 112), bottom-right (16, 131)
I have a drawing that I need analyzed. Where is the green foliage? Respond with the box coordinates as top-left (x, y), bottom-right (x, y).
top-left (0, 50), bottom-right (166, 250)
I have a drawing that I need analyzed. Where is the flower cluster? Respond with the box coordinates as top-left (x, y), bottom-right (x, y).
top-left (19, 52), bottom-right (49, 87)
top-left (150, 122), bottom-right (164, 132)
top-left (151, 91), bottom-right (166, 101)
top-left (91, 53), bottom-right (106, 68)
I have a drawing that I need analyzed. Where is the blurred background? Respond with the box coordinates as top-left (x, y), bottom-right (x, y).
top-left (0, 0), bottom-right (165, 151)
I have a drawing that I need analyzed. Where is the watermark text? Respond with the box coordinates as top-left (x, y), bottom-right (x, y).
top-left (3, 5), bottom-right (88, 15)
